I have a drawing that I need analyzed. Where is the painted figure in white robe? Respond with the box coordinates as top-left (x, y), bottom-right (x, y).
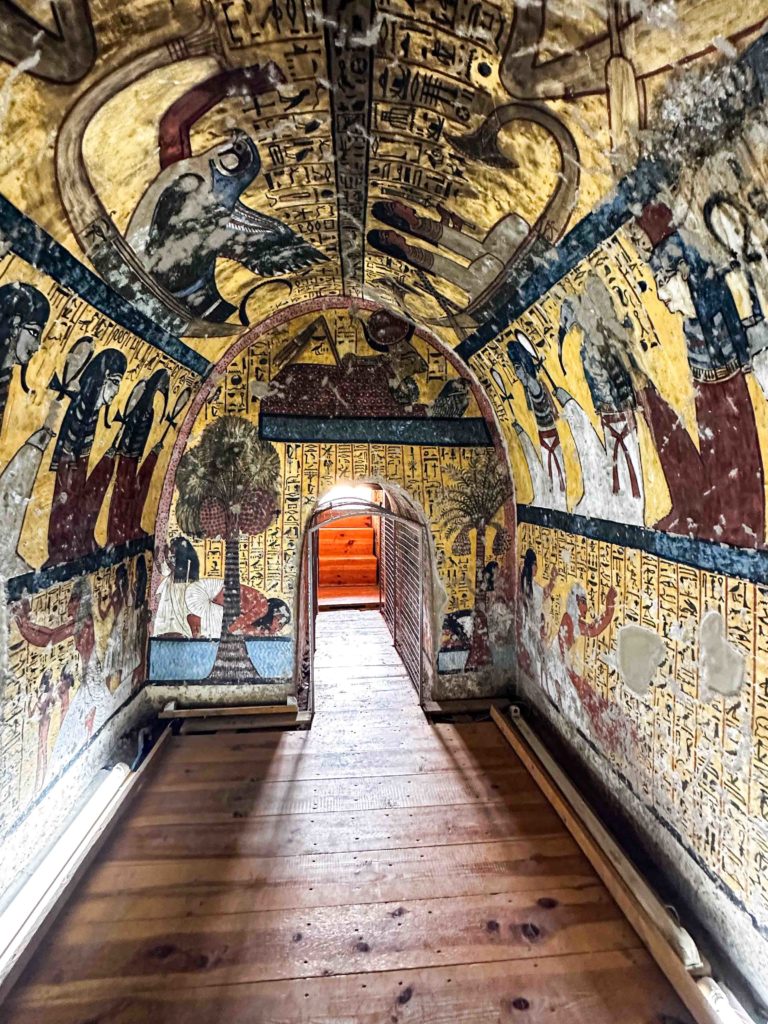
top-left (559, 275), bottom-right (644, 525)
top-left (153, 537), bottom-right (199, 637)
top-left (0, 426), bottom-right (54, 577)
top-left (507, 336), bottom-right (568, 512)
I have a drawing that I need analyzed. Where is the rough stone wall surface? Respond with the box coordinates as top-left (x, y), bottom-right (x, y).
top-left (467, 66), bottom-right (768, 1000)
top-left (0, 214), bottom-right (200, 898)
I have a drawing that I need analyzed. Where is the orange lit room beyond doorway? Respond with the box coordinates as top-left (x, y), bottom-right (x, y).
top-left (316, 486), bottom-right (382, 610)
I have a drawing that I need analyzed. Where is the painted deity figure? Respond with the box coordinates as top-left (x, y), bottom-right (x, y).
top-left (551, 582), bottom-right (624, 753)
top-left (518, 547), bottom-right (558, 679)
top-left (27, 668), bottom-right (55, 791)
top-left (185, 579), bottom-right (291, 638)
top-left (0, 283), bottom-right (49, 434)
top-left (45, 349), bottom-right (127, 566)
top-left (0, 426), bottom-right (55, 577)
top-left (0, 336), bottom-right (96, 577)
top-left (636, 203), bottom-right (764, 548)
top-left (360, 309), bottom-right (428, 406)
top-left (0, 285), bottom-right (54, 576)
top-left (154, 532), bottom-right (291, 641)
top-left (558, 274), bottom-right (645, 525)
top-left (14, 578), bottom-right (114, 782)
top-left (701, 166), bottom-right (768, 401)
top-left (507, 335), bottom-right (568, 511)
top-left (107, 368), bottom-right (169, 546)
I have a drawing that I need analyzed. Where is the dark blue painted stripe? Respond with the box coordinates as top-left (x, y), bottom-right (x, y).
top-left (260, 413), bottom-right (493, 446)
top-left (517, 505), bottom-right (768, 584)
top-left (0, 194), bottom-right (211, 377)
top-left (6, 536), bottom-right (153, 601)
top-left (455, 159), bottom-right (666, 362)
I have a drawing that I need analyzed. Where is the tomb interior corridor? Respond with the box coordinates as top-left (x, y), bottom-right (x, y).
top-left (3, 610), bottom-right (694, 1023)
top-left (2, 1), bottom-right (768, 1019)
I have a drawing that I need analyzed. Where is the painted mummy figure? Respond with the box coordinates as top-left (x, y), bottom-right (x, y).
top-left (506, 336), bottom-right (568, 511)
top-left (558, 275), bottom-right (645, 526)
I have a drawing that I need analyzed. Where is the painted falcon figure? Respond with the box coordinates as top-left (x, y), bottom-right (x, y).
top-left (127, 131), bottom-right (325, 322)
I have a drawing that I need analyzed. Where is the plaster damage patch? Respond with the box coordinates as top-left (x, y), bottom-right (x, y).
top-left (617, 624), bottom-right (666, 694)
top-left (698, 610), bottom-right (745, 698)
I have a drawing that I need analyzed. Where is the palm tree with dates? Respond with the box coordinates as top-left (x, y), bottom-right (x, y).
top-left (440, 449), bottom-right (512, 670)
top-left (176, 416), bottom-right (280, 681)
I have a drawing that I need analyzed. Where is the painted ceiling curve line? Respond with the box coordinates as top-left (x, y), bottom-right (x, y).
top-left (457, 31), bottom-right (768, 362)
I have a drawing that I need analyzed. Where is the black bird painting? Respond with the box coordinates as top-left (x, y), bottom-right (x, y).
top-left (126, 131), bottom-right (326, 322)
top-left (428, 378), bottom-right (470, 419)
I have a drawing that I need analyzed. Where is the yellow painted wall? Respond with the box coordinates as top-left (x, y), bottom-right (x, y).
top-left (158, 307), bottom-right (510, 643)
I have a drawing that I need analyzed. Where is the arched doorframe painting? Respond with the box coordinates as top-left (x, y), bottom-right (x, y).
top-left (150, 295), bottom-right (516, 698)
top-left (294, 482), bottom-right (443, 714)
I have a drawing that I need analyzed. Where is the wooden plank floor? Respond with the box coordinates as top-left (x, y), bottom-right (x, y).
top-left (4, 610), bottom-right (694, 1024)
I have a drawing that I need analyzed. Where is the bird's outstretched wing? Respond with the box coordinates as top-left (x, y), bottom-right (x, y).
top-left (223, 201), bottom-right (327, 276)
top-left (147, 173), bottom-right (207, 252)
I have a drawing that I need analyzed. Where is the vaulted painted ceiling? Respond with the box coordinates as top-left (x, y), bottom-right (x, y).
top-left (2, 0), bottom-right (767, 357)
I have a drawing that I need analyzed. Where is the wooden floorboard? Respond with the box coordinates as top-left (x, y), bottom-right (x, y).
top-left (14, 886), bottom-right (639, 999)
top-left (108, 800), bottom-right (563, 859)
top-left (4, 609), bottom-right (694, 1024)
top-left (129, 765), bottom-right (532, 825)
top-left (154, 744), bottom-right (516, 782)
top-left (72, 835), bottom-right (594, 921)
top-left (2, 948), bottom-right (691, 1024)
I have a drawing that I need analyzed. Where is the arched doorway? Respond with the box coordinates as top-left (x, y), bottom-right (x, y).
top-left (295, 484), bottom-right (438, 715)
top-left (316, 484), bottom-right (383, 610)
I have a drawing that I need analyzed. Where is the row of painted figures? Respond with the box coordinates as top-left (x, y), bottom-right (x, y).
top-left (14, 556), bottom-right (148, 794)
top-left (0, 282), bottom-right (188, 577)
top-left (506, 202), bottom-right (768, 549)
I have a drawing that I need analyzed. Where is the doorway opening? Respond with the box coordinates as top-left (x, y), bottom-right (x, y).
top-left (316, 484), bottom-right (382, 610)
top-left (296, 483), bottom-right (437, 714)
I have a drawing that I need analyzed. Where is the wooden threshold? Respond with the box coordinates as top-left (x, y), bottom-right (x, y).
top-left (424, 697), bottom-right (511, 718)
top-left (179, 710), bottom-right (312, 733)
top-left (159, 703), bottom-right (298, 720)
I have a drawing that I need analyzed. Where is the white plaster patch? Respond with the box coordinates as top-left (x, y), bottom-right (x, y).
top-left (698, 610), bottom-right (745, 699)
top-left (616, 624), bottom-right (666, 695)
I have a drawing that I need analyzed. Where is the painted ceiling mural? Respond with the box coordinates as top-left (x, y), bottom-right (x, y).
top-left (0, 0), bottom-right (766, 355)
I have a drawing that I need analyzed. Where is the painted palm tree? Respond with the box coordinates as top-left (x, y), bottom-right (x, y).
top-left (440, 449), bottom-right (512, 670)
top-left (176, 416), bottom-right (280, 681)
